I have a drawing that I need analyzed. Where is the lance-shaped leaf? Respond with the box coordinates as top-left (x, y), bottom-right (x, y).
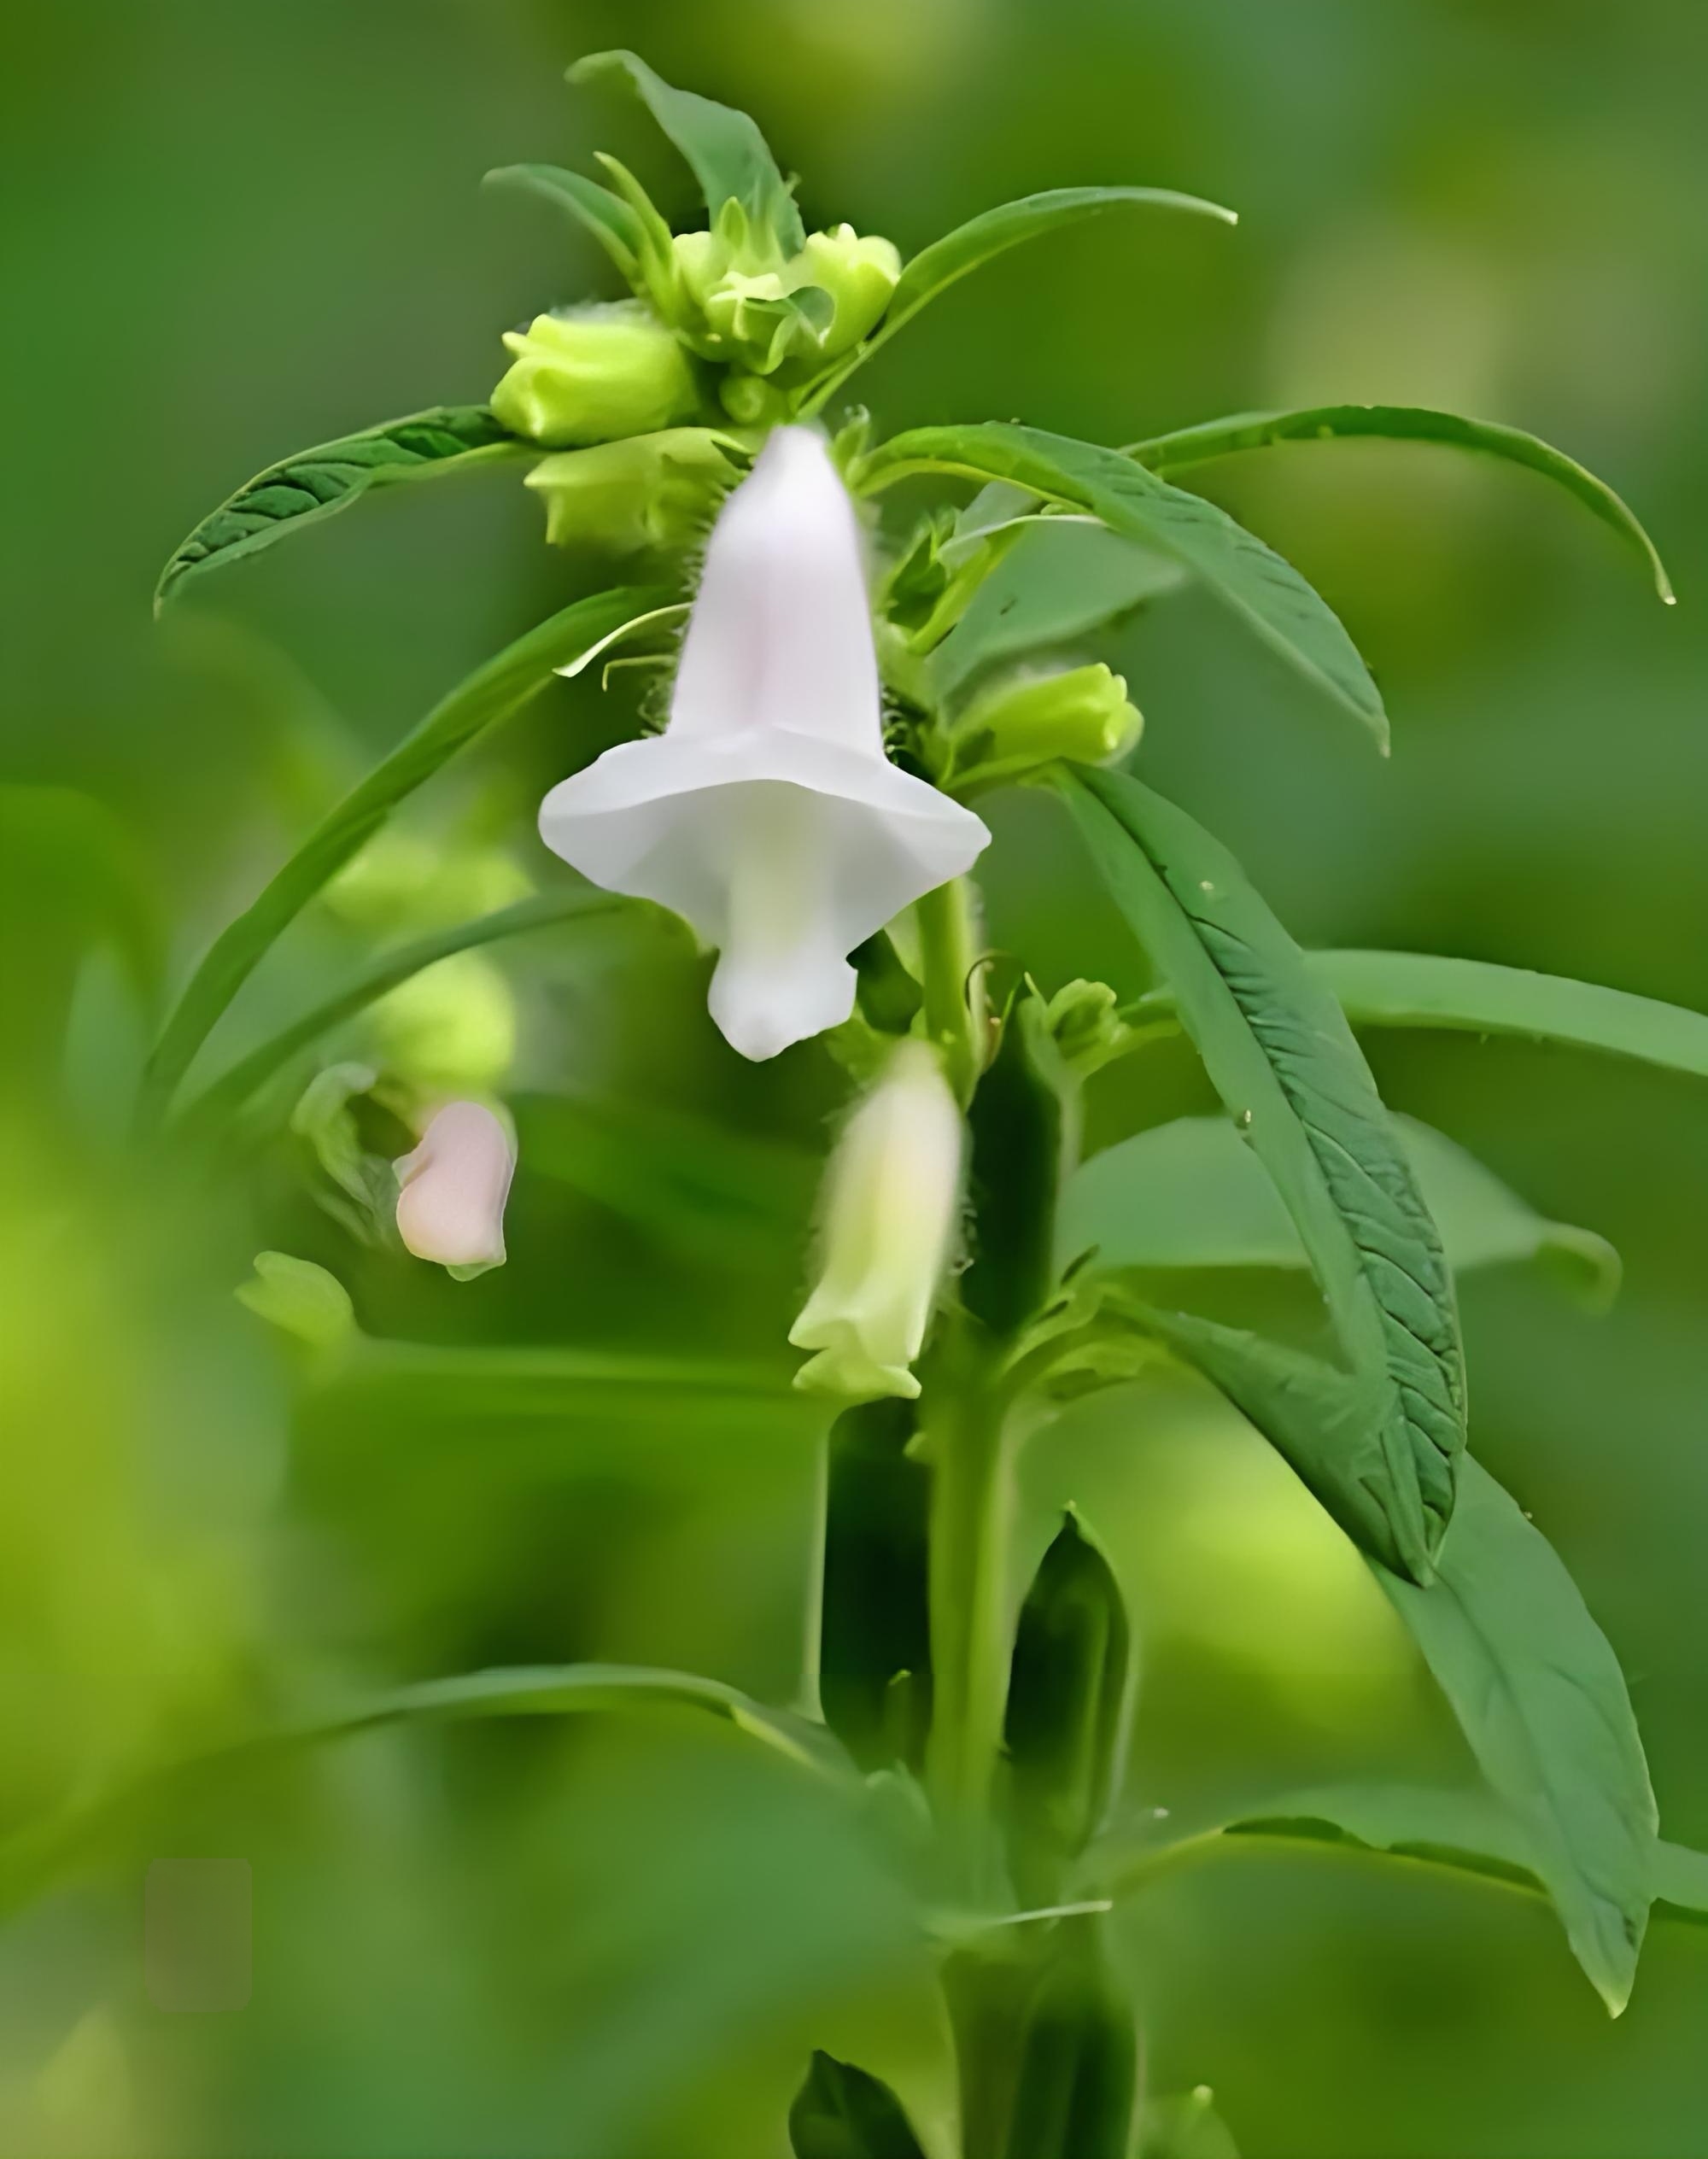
top-left (572, 50), bottom-right (804, 253)
top-left (1375, 1460), bottom-right (1657, 2015)
top-left (788, 2051), bottom-right (927, 2159)
top-left (1128, 405), bottom-right (1672, 602)
top-left (155, 406), bottom-right (530, 611)
top-left (861, 424), bottom-right (1386, 745)
top-left (484, 161), bottom-right (645, 285)
top-left (1062, 765), bottom-right (1465, 1579)
top-left (137, 586), bottom-right (670, 1126)
top-left (1065, 1112), bottom-right (1619, 1306)
top-left (804, 185), bottom-right (1236, 413)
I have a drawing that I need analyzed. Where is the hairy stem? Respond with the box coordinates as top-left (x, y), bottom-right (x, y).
top-left (915, 875), bottom-right (985, 1104)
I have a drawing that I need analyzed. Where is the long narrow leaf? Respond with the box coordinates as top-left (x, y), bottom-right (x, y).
top-left (572, 50), bottom-right (803, 251)
top-left (137, 587), bottom-right (670, 1127)
top-left (484, 162), bottom-right (644, 284)
top-left (155, 407), bottom-right (531, 611)
top-left (178, 887), bottom-right (637, 1132)
top-left (1376, 1459), bottom-right (1657, 2014)
top-left (804, 187), bottom-right (1236, 415)
top-left (1128, 405), bottom-right (1672, 602)
top-left (861, 424), bottom-right (1386, 744)
top-left (1062, 766), bottom-right (1465, 1579)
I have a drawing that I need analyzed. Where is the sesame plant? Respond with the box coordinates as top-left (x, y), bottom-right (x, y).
top-left (49, 47), bottom-right (1708, 2158)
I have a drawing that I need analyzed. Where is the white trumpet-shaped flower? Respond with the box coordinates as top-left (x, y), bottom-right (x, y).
top-left (790, 1040), bottom-right (964, 1401)
top-left (538, 427), bottom-right (991, 1061)
top-left (394, 1100), bottom-right (516, 1277)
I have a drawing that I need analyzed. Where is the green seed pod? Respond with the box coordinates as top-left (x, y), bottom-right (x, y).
top-left (490, 301), bottom-right (698, 448)
top-left (962, 991), bottom-right (1077, 1339)
top-left (787, 2051), bottom-right (927, 2159)
top-left (819, 1399), bottom-right (933, 1772)
top-left (999, 1922), bottom-right (1138, 2159)
top-left (524, 427), bottom-right (743, 552)
top-left (1004, 1511), bottom-right (1133, 1899)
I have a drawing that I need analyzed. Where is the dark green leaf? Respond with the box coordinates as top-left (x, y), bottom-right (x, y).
top-left (484, 162), bottom-right (645, 284)
top-left (861, 424), bottom-right (1386, 744)
top-left (155, 406), bottom-right (529, 611)
top-left (178, 887), bottom-right (639, 1134)
top-left (804, 187), bottom-right (1237, 416)
top-left (1129, 405), bottom-right (1673, 602)
top-left (137, 587), bottom-right (670, 1126)
top-left (931, 520), bottom-right (1184, 700)
top-left (1376, 1459), bottom-right (1657, 2014)
top-left (820, 1401), bottom-right (933, 1775)
top-left (1062, 767), bottom-right (1465, 1579)
top-left (788, 2051), bottom-right (927, 2159)
top-left (1005, 1512), bottom-right (1133, 1897)
top-left (572, 49), bottom-right (803, 252)
top-left (1064, 1113), bottom-right (1619, 1305)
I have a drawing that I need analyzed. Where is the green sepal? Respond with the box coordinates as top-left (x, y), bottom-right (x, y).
top-left (819, 1400), bottom-right (933, 1774)
top-left (999, 1917), bottom-right (1138, 2159)
top-left (787, 2050), bottom-right (927, 2159)
top-left (1004, 1512), bottom-right (1133, 1899)
top-left (962, 990), bottom-right (1079, 1340)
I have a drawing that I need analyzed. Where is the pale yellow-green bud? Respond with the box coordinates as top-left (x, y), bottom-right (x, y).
top-left (952, 663), bottom-right (1143, 775)
top-left (491, 301), bottom-right (698, 448)
top-left (372, 951), bottom-right (517, 1094)
top-left (525, 427), bottom-right (743, 552)
top-left (794, 225), bottom-right (902, 356)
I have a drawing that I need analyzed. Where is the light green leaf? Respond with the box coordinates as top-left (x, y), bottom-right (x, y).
top-left (484, 161), bottom-right (644, 284)
top-left (1654, 1839), bottom-right (1708, 1924)
top-left (1061, 766), bottom-right (1464, 1580)
top-left (1305, 950), bottom-right (1708, 1081)
top-left (861, 424), bottom-right (1386, 744)
top-left (137, 587), bottom-right (670, 1128)
top-left (1128, 405), bottom-right (1673, 603)
top-left (155, 407), bottom-right (530, 611)
top-left (931, 519), bottom-right (1184, 699)
top-left (178, 887), bottom-right (636, 1133)
top-left (803, 186), bottom-right (1237, 416)
top-left (1065, 1113), bottom-right (1619, 1305)
top-left (235, 1250), bottom-right (356, 1351)
top-left (1376, 1459), bottom-right (1657, 2014)
top-left (572, 50), bottom-right (804, 253)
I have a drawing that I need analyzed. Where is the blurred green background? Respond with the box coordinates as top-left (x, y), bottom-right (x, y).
top-left (3, 2), bottom-right (1708, 2153)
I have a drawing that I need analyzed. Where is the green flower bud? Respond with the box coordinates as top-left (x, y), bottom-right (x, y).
top-left (794, 225), bottom-right (902, 355)
top-left (525, 427), bottom-right (744, 552)
top-left (951, 663), bottom-right (1142, 780)
top-left (490, 301), bottom-right (698, 448)
top-left (718, 372), bottom-right (793, 427)
top-left (1042, 977), bottom-right (1134, 1078)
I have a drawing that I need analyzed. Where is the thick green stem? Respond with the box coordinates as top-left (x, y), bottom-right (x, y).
top-left (915, 875), bottom-right (984, 1104)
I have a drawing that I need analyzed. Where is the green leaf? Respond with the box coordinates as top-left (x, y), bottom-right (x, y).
top-left (788, 2051), bottom-right (927, 2159)
top-left (1302, 950), bottom-right (1708, 1082)
top-left (572, 50), bottom-right (804, 253)
top-left (1061, 766), bottom-right (1465, 1580)
top-left (137, 587), bottom-right (670, 1128)
top-left (178, 886), bottom-right (636, 1134)
top-left (1375, 1458), bottom-right (1657, 2014)
top-left (484, 161), bottom-right (644, 284)
top-left (804, 186), bottom-right (1237, 416)
top-left (931, 519), bottom-right (1184, 700)
top-left (1128, 405), bottom-right (1673, 603)
top-left (1654, 1839), bottom-right (1708, 1924)
top-left (1139, 2087), bottom-right (1241, 2159)
top-left (155, 407), bottom-right (530, 611)
top-left (1065, 1113), bottom-right (1619, 1305)
top-left (861, 424), bottom-right (1386, 745)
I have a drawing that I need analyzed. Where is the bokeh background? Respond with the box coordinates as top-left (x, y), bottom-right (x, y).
top-left (4, 2), bottom-right (1708, 2153)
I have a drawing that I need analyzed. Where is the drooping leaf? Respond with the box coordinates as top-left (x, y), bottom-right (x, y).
top-left (572, 50), bottom-right (804, 252)
top-left (484, 161), bottom-right (644, 284)
top-left (137, 587), bottom-right (671, 1126)
top-left (787, 2051), bottom-right (927, 2159)
top-left (1128, 405), bottom-right (1673, 602)
top-left (804, 186), bottom-right (1237, 414)
top-left (155, 407), bottom-right (530, 611)
top-left (1061, 766), bottom-right (1465, 1579)
top-left (1376, 1458), bottom-right (1657, 2015)
top-left (861, 424), bottom-right (1386, 744)
top-left (931, 519), bottom-right (1184, 700)
top-left (1064, 1112), bottom-right (1619, 1305)
top-left (178, 886), bottom-right (640, 1133)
